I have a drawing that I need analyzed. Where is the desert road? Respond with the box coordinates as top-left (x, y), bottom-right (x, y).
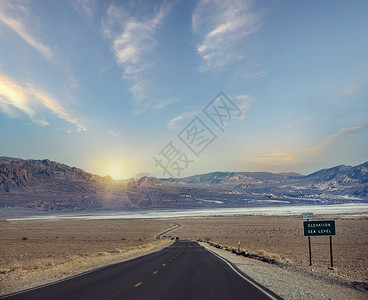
top-left (2, 241), bottom-right (281, 300)
top-left (155, 224), bottom-right (181, 239)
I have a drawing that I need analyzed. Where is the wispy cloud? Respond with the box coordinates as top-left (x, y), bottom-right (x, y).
top-left (284, 156), bottom-right (297, 160)
top-left (108, 131), bottom-right (124, 141)
top-left (0, 71), bottom-right (85, 130)
top-left (102, 2), bottom-right (171, 113)
top-left (192, 0), bottom-right (261, 71)
top-left (249, 152), bottom-right (295, 160)
top-left (72, 0), bottom-right (96, 27)
top-left (234, 94), bottom-right (254, 119)
top-left (0, 1), bottom-right (81, 90)
top-left (0, 72), bottom-right (39, 123)
top-left (167, 111), bottom-right (199, 129)
top-left (234, 70), bottom-right (267, 81)
top-left (343, 83), bottom-right (363, 96)
top-left (303, 123), bottom-right (368, 154)
top-left (0, 0), bottom-right (53, 60)
top-left (154, 97), bottom-right (181, 110)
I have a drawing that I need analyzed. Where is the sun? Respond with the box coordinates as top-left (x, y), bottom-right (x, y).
top-left (106, 165), bottom-right (125, 180)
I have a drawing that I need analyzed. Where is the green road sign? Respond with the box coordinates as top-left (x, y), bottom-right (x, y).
top-left (303, 220), bottom-right (336, 236)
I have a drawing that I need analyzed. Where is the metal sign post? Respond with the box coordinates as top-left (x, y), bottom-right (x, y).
top-left (308, 236), bottom-right (312, 266)
top-left (329, 236), bottom-right (333, 268)
top-left (302, 213), bottom-right (314, 265)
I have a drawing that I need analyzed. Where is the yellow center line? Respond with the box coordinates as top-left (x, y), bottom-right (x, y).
top-left (134, 282), bottom-right (143, 288)
top-left (152, 270), bottom-right (158, 275)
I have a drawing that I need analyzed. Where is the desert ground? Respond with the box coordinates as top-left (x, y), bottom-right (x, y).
top-left (0, 213), bottom-right (367, 297)
top-left (0, 218), bottom-right (176, 296)
top-left (174, 214), bottom-right (368, 282)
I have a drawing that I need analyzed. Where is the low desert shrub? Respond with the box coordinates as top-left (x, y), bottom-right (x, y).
top-left (22, 263), bottom-right (42, 271)
top-left (0, 268), bottom-right (11, 274)
top-left (10, 265), bottom-right (21, 271)
top-left (270, 253), bottom-right (281, 260)
top-left (257, 250), bottom-right (281, 260)
top-left (283, 258), bottom-right (294, 264)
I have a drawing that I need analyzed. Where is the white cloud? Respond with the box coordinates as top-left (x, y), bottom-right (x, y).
top-left (154, 97), bottom-right (181, 110)
top-left (0, 71), bottom-right (86, 130)
top-left (72, 0), bottom-right (96, 26)
top-left (343, 84), bottom-right (363, 96)
top-left (234, 93), bottom-right (254, 120)
top-left (167, 111), bottom-right (199, 129)
top-left (102, 2), bottom-right (171, 112)
top-left (27, 86), bottom-right (86, 131)
top-left (235, 70), bottom-right (267, 81)
top-left (304, 123), bottom-right (368, 155)
top-left (192, 0), bottom-right (261, 71)
top-left (235, 94), bottom-right (254, 110)
top-left (108, 131), bottom-right (124, 141)
top-left (0, 1), bottom-right (53, 60)
top-left (0, 1), bottom-right (81, 90)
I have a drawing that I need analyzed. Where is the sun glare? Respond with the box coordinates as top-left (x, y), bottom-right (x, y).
top-left (106, 165), bottom-right (125, 180)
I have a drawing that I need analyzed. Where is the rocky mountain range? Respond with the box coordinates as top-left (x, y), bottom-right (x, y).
top-left (0, 157), bottom-right (367, 211)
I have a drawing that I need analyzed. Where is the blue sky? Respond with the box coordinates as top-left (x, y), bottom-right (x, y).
top-left (0, 0), bottom-right (367, 179)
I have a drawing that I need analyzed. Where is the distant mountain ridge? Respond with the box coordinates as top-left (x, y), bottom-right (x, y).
top-left (0, 157), bottom-right (367, 211)
top-left (305, 162), bottom-right (368, 184)
top-left (172, 171), bottom-right (303, 185)
top-left (171, 162), bottom-right (368, 185)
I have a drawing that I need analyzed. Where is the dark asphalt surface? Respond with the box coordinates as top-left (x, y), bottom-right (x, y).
top-left (2, 241), bottom-right (281, 300)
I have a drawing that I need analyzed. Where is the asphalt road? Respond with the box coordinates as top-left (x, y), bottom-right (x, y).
top-left (2, 241), bottom-right (281, 300)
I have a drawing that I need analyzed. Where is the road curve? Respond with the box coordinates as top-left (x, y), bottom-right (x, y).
top-left (155, 224), bottom-right (181, 239)
top-left (2, 241), bottom-right (281, 300)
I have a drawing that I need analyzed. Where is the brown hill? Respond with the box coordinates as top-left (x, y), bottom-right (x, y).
top-left (0, 157), bottom-right (131, 210)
